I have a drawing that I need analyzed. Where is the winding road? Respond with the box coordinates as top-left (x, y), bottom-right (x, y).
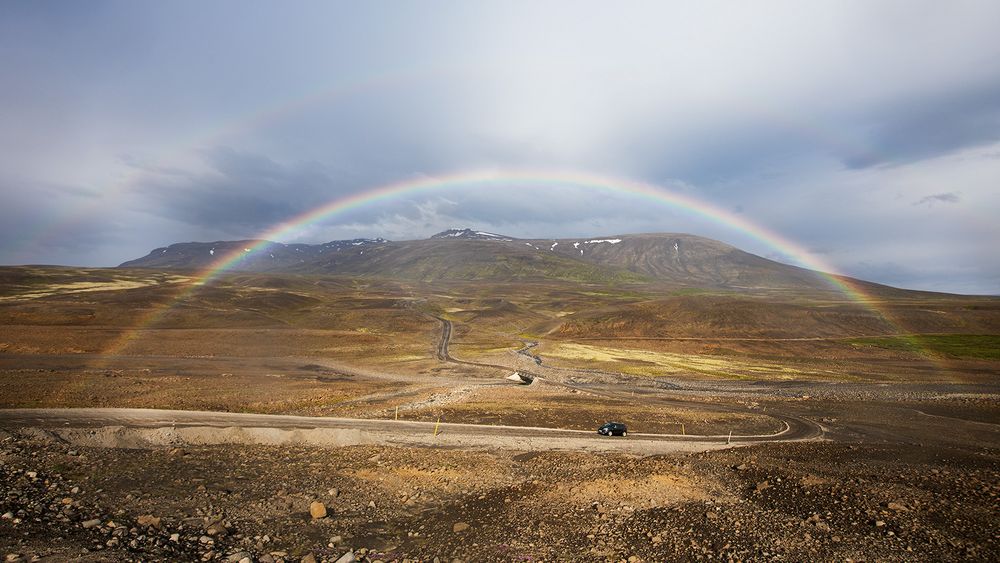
top-left (430, 316), bottom-right (821, 443)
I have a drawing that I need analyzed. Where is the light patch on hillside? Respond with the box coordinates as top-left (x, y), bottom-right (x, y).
top-left (543, 342), bottom-right (844, 380)
top-left (0, 276), bottom-right (190, 301)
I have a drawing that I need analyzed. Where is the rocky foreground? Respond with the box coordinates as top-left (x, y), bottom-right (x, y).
top-left (1, 428), bottom-right (997, 562)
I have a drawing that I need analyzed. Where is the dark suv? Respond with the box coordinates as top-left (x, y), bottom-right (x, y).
top-left (597, 422), bottom-right (628, 437)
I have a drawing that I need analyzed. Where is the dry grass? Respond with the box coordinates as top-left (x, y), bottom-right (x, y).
top-left (0, 360), bottom-right (399, 416)
top-left (398, 384), bottom-right (783, 435)
top-left (0, 265), bottom-right (998, 421)
top-left (539, 342), bottom-right (845, 381)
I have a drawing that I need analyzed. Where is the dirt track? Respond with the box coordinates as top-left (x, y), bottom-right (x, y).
top-left (432, 317), bottom-right (823, 440)
top-left (0, 406), bottom-right (813, 454)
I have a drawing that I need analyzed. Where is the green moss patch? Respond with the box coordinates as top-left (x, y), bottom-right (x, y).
top-left (848, 334), bottom-right (1000, 360)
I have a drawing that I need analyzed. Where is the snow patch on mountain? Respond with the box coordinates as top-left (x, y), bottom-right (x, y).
top-left (431, 228), bottom-right (514, 241)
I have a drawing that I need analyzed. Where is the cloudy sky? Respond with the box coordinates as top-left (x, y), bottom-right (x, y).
top-left (2, 1), bottom-right (999, 294)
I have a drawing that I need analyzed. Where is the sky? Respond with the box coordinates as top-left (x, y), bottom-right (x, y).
top-left (2, 1), bottom-right (999, 294)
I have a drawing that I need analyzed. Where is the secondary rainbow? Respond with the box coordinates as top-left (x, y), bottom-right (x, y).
top-left (103, 169), bottom-right (906, 357)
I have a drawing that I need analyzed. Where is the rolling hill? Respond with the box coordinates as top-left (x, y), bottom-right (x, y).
top-left (119, 228), bottom-right (891, 292)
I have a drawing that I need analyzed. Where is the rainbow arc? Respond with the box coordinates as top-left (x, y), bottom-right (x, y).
top-left (101, 169), bottom-right (933, 368)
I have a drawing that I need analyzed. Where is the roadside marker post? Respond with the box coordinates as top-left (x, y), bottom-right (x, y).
top-left (395, 406), bottom-right (398, 421)
top-left (434, 417), bottom-right (441, 437)
top-left (681, 423), bottom-right (685, 436)
top-left (728, 430), bottom-right (732, 444)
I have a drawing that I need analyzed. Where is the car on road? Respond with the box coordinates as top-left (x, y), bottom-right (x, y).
top-left (597, 422), bottom-right (627, 437)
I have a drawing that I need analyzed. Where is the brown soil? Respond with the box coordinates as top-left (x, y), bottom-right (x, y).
top-left (1, 431), bottom-right (996, 562)
top-left (397, 385), bottom-right (783, 435)
top-left (0, 355), bottom-right (404, 417)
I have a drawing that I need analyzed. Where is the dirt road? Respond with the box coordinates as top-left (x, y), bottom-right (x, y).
top-left (0, 407), bottom-right (807, 454)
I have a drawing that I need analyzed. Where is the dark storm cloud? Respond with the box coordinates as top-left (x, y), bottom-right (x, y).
top-left (128, 144), bottom-right (678, 240)
top-left (843, 81), bottom-right (1000, 169)
top-left (130, 148), bottom-right (349, 234)
top-left (914, 192), bottom-right (961, 206)
top-left (622, 79), bottom-right (1000, 187)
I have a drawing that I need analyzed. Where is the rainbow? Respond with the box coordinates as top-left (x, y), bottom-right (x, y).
top-left (200, 169), bottom-right (871, 292)
top-left (102, 169), bottom-right (917, 359)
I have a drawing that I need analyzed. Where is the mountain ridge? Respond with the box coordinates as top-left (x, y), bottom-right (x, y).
top-left (118, 228), bottom-right (900, 294)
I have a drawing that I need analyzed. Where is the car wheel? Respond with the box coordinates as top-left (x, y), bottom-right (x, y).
top-left (622, 431), bottom-right (628, 437)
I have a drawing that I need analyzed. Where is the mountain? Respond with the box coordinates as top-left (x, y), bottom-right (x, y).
top-left (523, 233), bottom-right (838, 291)
top-left (429, 228), bottom-right (514, 241)
top-left (118, 238), bottom-right (387, 271)
top-left (118, 229), bottom-right (882, 292)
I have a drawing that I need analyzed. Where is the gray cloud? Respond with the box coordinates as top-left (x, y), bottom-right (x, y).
top-left (130, 148), bottom-right (344, 234)
top-left (127, 145), bottom-right (697, 242)
top-left (843, 81), bottom-right (1000, 169)
top-left (914, 192), bottom-right (961, 206)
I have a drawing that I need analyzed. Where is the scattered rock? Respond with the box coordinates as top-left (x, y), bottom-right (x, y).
top-left (334, 551), bottom-right (356, 563)
top-left (453, 522), bottom-right (470, 533)
top-left (206, 519), bottom-right (228, 536)
top-left (136, 514), bottom-right (161, 528)
top-left (755, 480), bottom-right (771, 492)
top-left (310, 501), bottom-right (328, 519)
top-left (81, 519), bottom-right (101, 529)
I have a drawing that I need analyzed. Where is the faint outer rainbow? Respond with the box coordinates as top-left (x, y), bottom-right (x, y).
top-left (104, 169), bottom-right (908, 356)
